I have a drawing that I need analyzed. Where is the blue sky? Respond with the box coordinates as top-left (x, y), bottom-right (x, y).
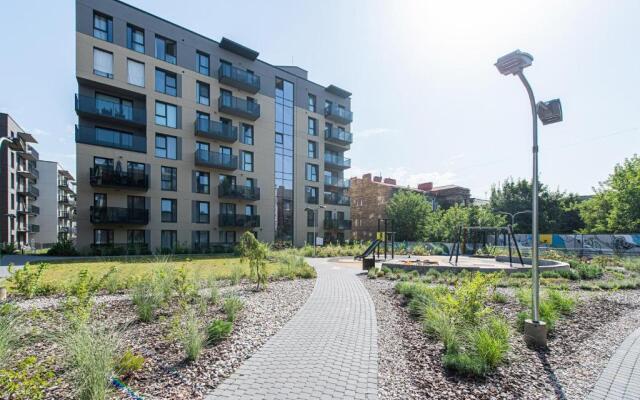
top-left (1, 0), bottom-right (638, 198)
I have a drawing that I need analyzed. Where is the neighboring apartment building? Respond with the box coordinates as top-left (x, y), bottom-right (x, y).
top-left (422, 184), bottom-right (471, 208)
top-left (0, 113), bottom-right (40, 249)
top-left (32, 161), bottom-right (76, 246)
top-left (75, 0), bottom-right (352, 252)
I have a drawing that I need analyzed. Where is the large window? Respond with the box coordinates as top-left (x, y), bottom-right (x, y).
top-left (194, 171), bottom-right (210, 194)
top-left (241, 151), bottom-right (254, 172)
top-left (196, 81), bottom-right (210, 105)
top-left (305, 163), bottom-right (318, 182)
top-left (308, 141), bottom-right (317, 159)
top-left (161, 230), bottom-right (177, 250)
top-left (127, 230), bottom-right (146, 245)
top-left (308, 94), bottom-right (316, 112)
top-left (161, 166), bottom-right (177, 191)
top-left (308, 117), bottom-right (317, 136)
top-left (241, 124), bottom-right (254, 145)
top-left (93, 48), bottom-right (113, 78)
top-left (305, 186), bottom-right (319, 204)
top-left (155, 35), bottom-right (176, 64)
top-left (155, 134), bottom-right (177, 159)
top-left (307, 209), bottom-right (315, 227)
top-left (155, 101), bottom-right (177, 128)
top-left (196, 51), bottom-right (210, 75)
top-left (193, 231), bottom-right (209, 248)
top-left (195, 201), bottom-right (210, 223)
top-left (95, 127), bottom-right (133, 148)
top-left (161, 198), bottom-right (177, 222)
top-left (127, 24), bottom-right (145, 53)
top-left (93, 12), bottom-right (112, 42)
top-left (127, 59), bottom-right (145, 87)
top-left (155, 69), bottom-right (177, 96)
top-left (94, 229), bottom-right (113, 245)
top-left (274, 78), bottom-right (295, 242)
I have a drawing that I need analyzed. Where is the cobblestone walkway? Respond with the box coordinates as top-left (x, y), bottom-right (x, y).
top-left (206, 258), bottom-right (377, 399)
top-left (589, 326), bottom-right (640, 399)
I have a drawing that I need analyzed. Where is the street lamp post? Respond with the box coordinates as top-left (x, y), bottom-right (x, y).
top-left (497, 210), bottom-right (532, 227)
top-left (495, 50), bottom-right (563, 347)
top-left (304, 205), bottom-right (325, 257)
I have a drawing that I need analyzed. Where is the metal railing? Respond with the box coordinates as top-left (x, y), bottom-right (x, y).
top-left (218, 214), bottom-right (260, 228)
top-left (324, 127), bottom-right (353, 145)
top-left (324, 176), bottom-right (350, 188)
top-left (324, 104), bottom-right (353, 124)
top-left (218, 95), bottom-right (260, 120)
top-left (218, 64), bottom-right (260, 93)
top-left (75, 125), bottom-right (147, 153)
top-left (90, 206), bottom-right (149, 225)
top-left (75, 94), bottom-right (146, 125)
top-left (324, 192), bottom-right (351, 206)
top-left (90, 167), bottom-right (149, 190)
top-left (194, 118), bottom-right (238, 142)
top-left (324, 219), bottom-right (353, 230)
top-left (218, 184), bottom-right (260, 201)
top-left (195, 150), bottom-right (238, 170)
top-left (324, 153), bottom-right (351, 168)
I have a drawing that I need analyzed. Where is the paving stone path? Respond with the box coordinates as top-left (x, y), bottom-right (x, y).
top-left (588, 326), bottom-right (640, 399)
top-left (207, 258), bottom-right (378, 399)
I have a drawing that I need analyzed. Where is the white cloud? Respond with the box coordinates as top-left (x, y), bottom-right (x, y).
top-left (31, 128), bottom-right (52, 137)
top-left (357, 127), bottom-right (398, 138)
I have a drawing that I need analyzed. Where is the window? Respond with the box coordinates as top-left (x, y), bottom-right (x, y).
top-left (161, 230), bottom-right (177, 250)
top-left (308, 94), bottom-right (316, 112)
top-left (193, 231), bottom-right (209, 248)
top-left (128, 195), bottom-right (145, 210)
top-left (93, 48), bottom-right (113, 78)
top-left (220, 231), bottom-right (236, 244)
top-left (196, 51), bottom-right (210, 75)
top-left (220, 203), bottom-right (236, 215)
top-left (127, 230), bottom-right (146, 245)
top-left (245, 178), bottom-right (255, 189)
top-left (308, 117), bottom-right (317, 136)
top-left (127, 59), bottom-right (145, 87)
top-left (127, 162), bottom-right (145, 176)
top-left (94, 157), bottom-right (113, 169)
top-left (155, 134), bottom-right (177, 159)
top-left (325, 100), bottom-right (333, 113)
top-left (161, 198), bottom-right (177, 222)
top-left (196, 141), bottom-right (210, 155)
top-left (10, 194), bottom-right (14, 210)
top-left (196, 111), bottom-right (209, 131)
top-left (10, 173), bottom-right (14, 189)
top-left (127, 24), bottom-right (145, 53)
top-left (305, 186), bottom-right (319, 204)
top-left (241, 124), bottom-right (254, 145)
top-left (241, 151), bottom-right (254, 172)
top-left (161, 166), bottom-right (177, 191)
top-left (155, 35), bottom-right (176, 64)
top-left (95, 127), bottom-right (133, 148)
top-left (245, 204), bottom-right (255, 216)
top-left (155, 101), bottom-right (177, 128)
top-left (307, 232), bottom-right (315, 245)
top-left (194, 171), bottom-right (210, 194)
top-left (305, 163), bottom-right (318, 182)
top-left (93, 12), bottom-right (112, 42)
top-left (307, 209), bottom-right (315, 227)
top-left (308, 141), bottom-right (317, 159)
top-left (94, 229), bottom-right (113, 245)
top-left (196, 81), bottom-right (210, 105)
top-left (195, 201), bottom-right (210, 223)
top-left (155, 69), bottom-right (177, 96)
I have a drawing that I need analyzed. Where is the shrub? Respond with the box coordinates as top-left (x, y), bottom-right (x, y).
top-left (574, 263), bottom-right (604, 280)
top-left (115, 349), bottom-right (144, 378)
top-left (540, 271), bottom-right (560, 279)
top-left (556, 268), bottom-right (580, 280)
top-left (131, 279), bottom-right (163, 323)
top-left (63, 323), bottom-right (119, 400)
top-left (381, 266), bottom-right (392, 275)
top-left (491, 291), bottom-right (508, 304)
top-left (547, 289), bottom-right (577, 314)
top-left (64, 268), bottom-right (117, 325)
top-left (204, 275), bottom-right (220, 305)
top-left (207, 319), bottom-right (233, 344)
top-left (177, 310), bottom-right (206, 362)
top-left (510, 272), bottom-right (530, 279)
top-left (1, 242), bottom-right (16, 255)
top-left (223, 296), bottom-right (244, 322)
top-left (102, 271), bottom-right (120, 294)
top-left (173, 265), bottom-right (198, 307)
top-left (238, 232), bottom-right (269, 290)
top-left (367, 269), bottom-right (377, 279)
top-left (0, 356), bottom-right (57, 400)
top-left (7, 263), bottom-right (46, 299)
top-left (411, 243), bottom-right (429, 256)
top-left (423, 307), bottom-right (459, 352)
top-left (229, 265), bottom-right (243, 285)
top-left (46, 239), bottom-right (78, 256)
top-left (471, 317), bottom-right (509, 368)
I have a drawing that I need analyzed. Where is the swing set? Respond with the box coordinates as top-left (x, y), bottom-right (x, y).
top-left (448, 225), bottom-right (524, 267)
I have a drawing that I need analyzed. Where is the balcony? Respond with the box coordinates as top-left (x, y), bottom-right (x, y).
top-left (195, 118), bottom-right (238, 143)
top-left (324, 153), bottom-right (351, 170)
top-left (75, 94), bottom-right (146, 127)
top-left (58, 180), bottom-right (74, 192)
top-left (218, 184), bottom-right (261, 201)
top-left (90, 167), bottom-right (149, 191)
top-left (19, 145), bottom-right (39, 162)
top-left (59, 211), bottom-right (70, 219)
top-left (305, 193), bottom-right (319, 204)
top-left (195, 150), bottom-right (238, 171)
top-left (17, 165), bottom-right (39, 180)
top-left (324, 127), bottom-right (353, 146)
top-left (218, 64), bottom-right (261, 94)
top-left (218, 214), bottom-right (260, 228)
top-left (324, 176), bottom-right (350, 189)
top-left (324, 192), bottom-right (351, 206)
top-left (90, 206), bottom-right (149, 225)
top-left (59, 226), bottom-right (70, 234)
top-left (17, 204), bottom-right (39, 215)
top-left (218, 95), bottom-right (260, 121)
top-left (75, 125), bottom-right (147, 153)
top-left (58, 196), bottom-right (71, 204)
top-left (17, 224), bottom-right (39, 233)
top-left (17, 185), bottom-right (39, 198)
top-left (324, 104), bottom-right (353, 124)
top-left (324, 219), bottom-right (353, 230)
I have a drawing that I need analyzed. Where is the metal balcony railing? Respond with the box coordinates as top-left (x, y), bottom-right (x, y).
top-left (218, 184), bottom-right (260, 201)
top-left (194, 118), bottom-right (238, 142)
top-left (218, 64), bottom-right (260, 93)
top-left (195, 150), bottom-right (238, 170)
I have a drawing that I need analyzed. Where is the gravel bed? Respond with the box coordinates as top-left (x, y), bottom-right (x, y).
top-left (363, 277), bottom-right (640, 400)
top-left (9, 278), bottom-right (315, 399)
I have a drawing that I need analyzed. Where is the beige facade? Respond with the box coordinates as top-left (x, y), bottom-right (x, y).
top-left (75, 0), bottom-right (352, 252)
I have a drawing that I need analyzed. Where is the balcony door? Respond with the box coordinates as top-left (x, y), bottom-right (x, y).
top-left (94, 193), bottom-right (107, 208)
top-left (127, 195), bottom-right (145, 210)
top-left (95, 92), bottom-right (133, 120)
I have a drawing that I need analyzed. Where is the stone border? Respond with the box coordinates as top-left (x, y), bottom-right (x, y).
top-left (381, 257), bottom-right (569, 275)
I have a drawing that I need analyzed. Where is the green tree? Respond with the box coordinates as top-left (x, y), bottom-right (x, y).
top-left (238, 232), bottom-right (269, 290)
top-left (386, 190), bottom-right (432, 241)
top-left (580, 155), bottom-right (640, 233)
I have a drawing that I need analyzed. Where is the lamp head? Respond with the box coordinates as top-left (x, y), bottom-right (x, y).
top-left (537, 99), bottom-right (563, 125)
top-left (495, 50), bottom-right (533, 75)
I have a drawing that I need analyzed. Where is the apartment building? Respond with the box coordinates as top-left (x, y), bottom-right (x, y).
top-left (32, 161), bottom-right (76, 246)
top-left (75, 0), bottom-right (353, 252)
top-left (0, 113), bottom-right (40, 249)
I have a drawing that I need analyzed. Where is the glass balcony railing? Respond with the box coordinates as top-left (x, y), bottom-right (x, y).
top-left (324, 219), bottom-right (352, 230)
top-left (75, 125), bottom-right (147, 153)
top-left (75, 94), bottom-right (146, 126)
top-left (18, 185), bottom-right (39, 198)
top-left (17, 203), bottom-right (39, 215)
top-left (324, 153), bottom-right (351, 169)
top-left (324, 176), bottom-right (350, 189)
top-left (218, 184), bottom-right (261, 201)
top-left (195, 118), bottom-right (238, 142)
top-left (324, 104), bottom-right (353, 124)
top-left (324, 192), bottom-right (351, 206)
top-left (90, 167), bottom-right (149, 190)
top-left (218, 64), bottom-right (261, 93)
top-left (324, 127), bottom-right (353, 146)
top-left (58, 211), bottom-right (70, 219)
top-left (90, 206), bottom-right (149, 225)
top-left (195, 150), bottom-right (238, 170)
top-left (218, 214), bottom-right (260, 228)
top-left (218, 95), bottom-right (260, 120)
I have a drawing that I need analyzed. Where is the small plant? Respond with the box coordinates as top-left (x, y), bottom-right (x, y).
top-left (367, 268), bottom-right (378, 279)
top-left (238, 232), bottom-right (269, 290)
top-left (7, 263), bottom-right (47, 299)
top-left (229, 265), bottom-right (243, 285)
top-left (491, 291), bottom-right (508, 304)
top-left (0, 313), bottom-right (17, 365)
top-left (46, 239), bottom-right (78, 256)
top-left (115, 349), bottom-right (144, 378)
top-left (177, 309), bottom-right (206, 362)
top-left (207, 319), bottom-right (233, 344)
top-left (574, 262), bottom-right (604, 280)
top-left (64, 267), bottom-right (117, 325)
top-left (173, 265), bottom-right (198, 307)
top-left (0, 356), bottom-right (58, 400)
top-left (547, 289), bottom-right (577, 314)
top-left (205, 275), bottom-right (220, 305)
top-left (223, 296), bottom-right (244, 322)
top-left (381, 266), bottom-right (392, 275)
top-left (131, 279), bottom-right (163, 323)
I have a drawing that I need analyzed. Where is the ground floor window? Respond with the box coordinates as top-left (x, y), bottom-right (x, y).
top-left (219, 231), bottom-right (236, 243)
top-left (307, 232), bottom-right (315, 245)
top-left (127, 229), bottom-right (146, 245)
top-left (193, 230), bottom-right (209, 249)
top-left (161, 230), bottom-right (177, 250)
top-left (94, 229), bottom-right (113, 245)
